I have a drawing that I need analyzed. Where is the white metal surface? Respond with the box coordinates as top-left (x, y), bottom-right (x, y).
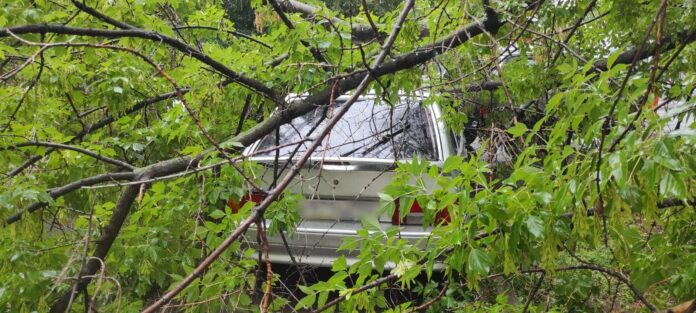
top-left (243, 94), bottom-right (453, 267)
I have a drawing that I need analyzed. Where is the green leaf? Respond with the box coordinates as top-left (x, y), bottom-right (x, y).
top-left (378, 192), bottom-right (394, 203)
top-left (361, 216), bottom-right (384, 234)
top-left (525, 215), bottom-right (544, 238)
top-left (546, 93), bottom-right (564, 111)
top-left (295, 293), bottom-right (316, 310)
top-left (467, 248), bottom-right (491, 276)
top-left (606, 48), bottom-right (623, 69)
top-left (442, 155), bottom-right (463, 173)
top-left (208, 210), bottom-right (226, 219)
top-left (659, 171), bottom-right (686, 198)
top-left (507, 123), bottom-right (528, 138)
top-left (332, 256), bottom-right (347, 272)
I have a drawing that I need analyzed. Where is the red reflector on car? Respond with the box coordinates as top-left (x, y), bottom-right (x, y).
top-left (226, 192), bottom-right (266, 214)
top-left (391, 199), bottom-right (449, 225)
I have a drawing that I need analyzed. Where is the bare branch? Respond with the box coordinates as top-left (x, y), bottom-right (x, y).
top-left (413, 280), bottom-right (449, 312)
top-left (521, 272), bottom-right (545, 313)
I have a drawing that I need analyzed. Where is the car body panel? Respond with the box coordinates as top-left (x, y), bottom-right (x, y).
top-left (242, 93), bottom-right (454, 267)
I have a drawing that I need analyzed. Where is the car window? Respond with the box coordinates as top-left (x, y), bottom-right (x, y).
top-left (254, 98), bottom-right (438, 160)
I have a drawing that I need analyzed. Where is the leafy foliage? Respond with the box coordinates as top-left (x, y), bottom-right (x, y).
top-left (1, 0), bottom-right (695, 312)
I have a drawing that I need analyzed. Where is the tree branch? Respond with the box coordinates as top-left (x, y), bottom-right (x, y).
top-left (511, 265), bottom-right (657, 312)
top-left (312, 274), bottom-right (399, 313)
top-left (4, 171), bottom-right (136, 225)
top-left (71, 0), bottom-right (134, 29)
top-left (5, 141), bottom-right (135, 170)
top-left (48, 156), bottom-right (203, 313)
top-left (48, 183), bottom-right (141, 313)
top-left (521, 272), bottom-right (545, 313)
top-left (0, 24), bottom-right (282, 103)
top-left (276, 0), bottom-right (381, 43)
top-left (231, 4), bottom-right (500, 148)
top-left (171, 25), bottom-right (272, 49)
top-left (465, 28), bottom-right (696, 92)
top-left (413, 280), bottom-right (449, 312)
top-left (591, 29), bottom-right (696, 73)
top-left (5, 89), bottom-right (189, 177)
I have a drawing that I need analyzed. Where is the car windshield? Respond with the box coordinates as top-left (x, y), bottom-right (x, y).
top-left (254, 97), bottom-right (438, 160)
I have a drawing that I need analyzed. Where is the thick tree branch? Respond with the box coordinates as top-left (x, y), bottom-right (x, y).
top-left (48, 156), bottom-right (202, 313)
top-left (591, 29), bottom-right (696, 73)
top-left (4, 172), bottom-right (136, 225)
top-left (0, 24), bottom-right (282, 103)
top-left (277, 0), bottom-right (381, 43)
top-left (48, 183), bottom-right (140, 313)
top-left (5, 141), bottom-right (135, 170)
top-left (468, 28), bottom-right (696, 92)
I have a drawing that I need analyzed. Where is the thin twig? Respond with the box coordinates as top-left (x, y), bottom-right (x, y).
top-left (413, 280), bottom-right (449, 312)
top-left (258, 220), bottom-right (273, 313)
top-left (172, 25), bottom-right (272, 49)
top-left (522, 272), bottom-right (545, 313)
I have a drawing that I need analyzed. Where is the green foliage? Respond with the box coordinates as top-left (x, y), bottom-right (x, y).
top-left (1, 0), bottom-right (695, 312)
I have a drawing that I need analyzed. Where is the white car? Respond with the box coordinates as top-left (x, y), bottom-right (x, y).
top-left (236, 93), bottom-right (457, 267)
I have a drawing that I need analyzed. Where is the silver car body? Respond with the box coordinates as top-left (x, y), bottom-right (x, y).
top-left (244, 93), bottom-right (456, 267)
